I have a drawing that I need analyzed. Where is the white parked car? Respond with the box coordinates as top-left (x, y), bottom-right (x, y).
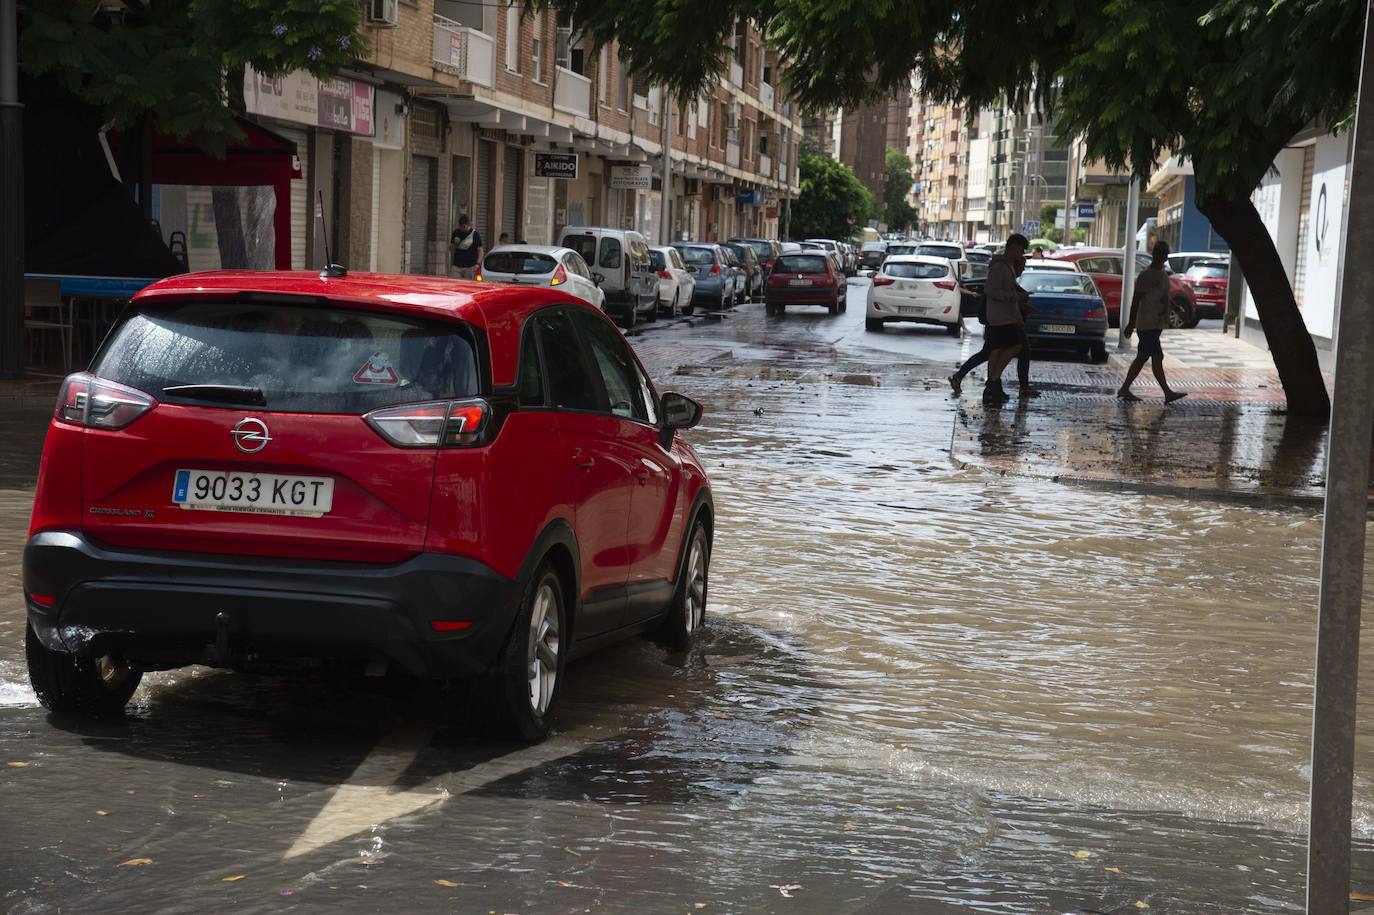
top-left (1024, 257), bottom-right (1081, 272)
top-left (478, 245), bottom-right (605, 309)
top-left (649, 245), bottom-right (696, 316)
top-left (866, 254), bottom-right (962, 336)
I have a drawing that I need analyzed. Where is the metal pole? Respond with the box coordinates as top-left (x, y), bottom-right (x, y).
top-left (1116, 176), bottom-right (1141, 350)
top-left (1224, 256), bottom-right (1245, 338)
top-left (0, 0), bottom-right (23, 379)
top-left (781, 127), bottom-right (792, 240)
top-left (659, 91), bottom-right (672, 245)
top-left (1064, 144), bottom-right (1075, 246)
top-left (1307, 1), bottom-right (1374, 908)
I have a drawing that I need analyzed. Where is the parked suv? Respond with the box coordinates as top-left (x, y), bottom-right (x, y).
top-left (558, 227), bottom-right (660, 328)
top-left (22, 271), bottom-right (714, 742)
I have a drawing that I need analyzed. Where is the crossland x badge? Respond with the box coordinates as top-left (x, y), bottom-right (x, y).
top-left (231, 418), bottom-right (272, 454)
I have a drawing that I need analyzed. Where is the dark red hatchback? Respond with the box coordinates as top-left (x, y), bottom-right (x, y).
top-left (23, 271), bottom-right (713, 741)
top-left (765, 252), bottom-right (847, 316)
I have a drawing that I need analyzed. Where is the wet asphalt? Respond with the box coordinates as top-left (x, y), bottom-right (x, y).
top-left (3, 281), bottom-right (1374, 913)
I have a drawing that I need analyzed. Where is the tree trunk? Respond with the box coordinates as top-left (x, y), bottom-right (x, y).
top-left (1198, 192), bottom-right (1331, 418)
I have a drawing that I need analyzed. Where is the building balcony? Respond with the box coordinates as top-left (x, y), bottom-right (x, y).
top-left (554, 66), bottom-right (591, 118)
top-left (759, 81), bottom-right (775, 111)
top-left (433, 15), bottom-right (495, 88)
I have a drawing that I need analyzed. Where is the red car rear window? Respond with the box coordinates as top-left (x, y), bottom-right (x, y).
top-left (775, 255), bottom-right (829, 275)
top-left (94, 301), bottom-right (481, 415)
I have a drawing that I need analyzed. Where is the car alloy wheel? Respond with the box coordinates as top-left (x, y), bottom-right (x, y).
top-left (527, 580), bottom-right (560, 716)
top-left (662, 523), bottom-right (710, 651)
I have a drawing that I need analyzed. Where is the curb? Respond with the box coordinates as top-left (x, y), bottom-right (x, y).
top-left (947, 450), bottom-right (1335, 510)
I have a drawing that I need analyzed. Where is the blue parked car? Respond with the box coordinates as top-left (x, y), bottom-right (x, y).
top-left (673, 244), bottom-right (736, 310)
top-left (1021, 269), bottom-right (1110, 363)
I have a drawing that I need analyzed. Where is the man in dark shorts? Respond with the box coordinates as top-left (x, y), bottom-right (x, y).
top-left (979, 233), bottom-right (1031, 406)
top-left (1117, 241), bottom-right (1187, 403)
top-left (449, 215), bottom-right (483, 279)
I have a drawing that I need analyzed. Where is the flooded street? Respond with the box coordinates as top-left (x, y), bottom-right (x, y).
top-left (3, 286), bottom-right (1373, 912)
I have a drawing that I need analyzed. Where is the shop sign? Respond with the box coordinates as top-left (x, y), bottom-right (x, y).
top-left (535, 153), bottom-right (579, 180)
top-left (735, 190), bottom-right (764, 206)
top-left (244, 67), bottom-right (376, 137)
top-left (610, 164), bottom-right (652, 189)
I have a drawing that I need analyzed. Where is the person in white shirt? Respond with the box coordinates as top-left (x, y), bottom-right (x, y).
top-left (1117, 241), bottom-right (1187, 403)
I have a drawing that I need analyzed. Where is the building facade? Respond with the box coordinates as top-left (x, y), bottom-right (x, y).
top-left (215, 3), bottom-right (799, 277)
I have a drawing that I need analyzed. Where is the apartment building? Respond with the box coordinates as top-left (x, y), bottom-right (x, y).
top-left (234, 2), bottom-right (799, 276)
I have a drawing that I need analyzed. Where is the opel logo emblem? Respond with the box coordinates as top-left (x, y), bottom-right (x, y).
top-left (231, 417), bottom-right (272, 454)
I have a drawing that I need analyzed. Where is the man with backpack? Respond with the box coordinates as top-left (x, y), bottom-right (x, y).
top-left (948, 234), bottom-right (1037, 400)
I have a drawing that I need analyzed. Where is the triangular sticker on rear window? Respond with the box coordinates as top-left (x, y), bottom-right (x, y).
top-left (353, 352), bottom-right (400, 385)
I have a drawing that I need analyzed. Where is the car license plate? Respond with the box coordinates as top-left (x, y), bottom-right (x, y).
top-left (173, 469), bottom-right (334, 517)
top-left (789, 279), bottom-right (813, 286)
top-left (898, 306), bottom-right (920, 315)
top-left (1041, 324), bottom-right (1076, 335)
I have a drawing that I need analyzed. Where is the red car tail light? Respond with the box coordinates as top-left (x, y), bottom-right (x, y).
top-left (365, 398), bottom-right (489, 448)
top-left (873, 276), bottom-right (896, 286)
top-left (657, 269), bottom-right (673, 280)
top-left (430, 620), bottom-right (473, 632)
top-left (55, 372), bottom-right (156, 430)
top-left (709, 263), bottom-right (721, 275)
top-left (550, 264), bottom-right (568, 286)
top-left (1084, 307), bottom-right (1106, 319)
top-left (934, 279), bottom-right (957, 291)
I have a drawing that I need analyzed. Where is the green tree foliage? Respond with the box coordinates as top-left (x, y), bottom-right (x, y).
top-left (882, 147), bottom-right (916, 234)
top-left (535, 0), bottom-right (1361, 415)
top-left (21, 0), bottom-right (364, 142)
top-left (791, 152), bottom-right (875, 240)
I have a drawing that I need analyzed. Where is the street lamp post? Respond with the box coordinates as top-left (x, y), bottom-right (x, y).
top-left (0, 0), bottom-right (22, 379)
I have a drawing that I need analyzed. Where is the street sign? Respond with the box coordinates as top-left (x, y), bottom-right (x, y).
top-left (1076, 203), bottom-right (1097, 221)
top-left (1020, 219), bottom-right (1041, 235)
top-left (534, 153), bottom-right (578, 180)
top-left (610, 164), bottom-right (652, 189)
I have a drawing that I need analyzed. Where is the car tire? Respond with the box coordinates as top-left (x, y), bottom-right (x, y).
top-left (682, 298), bottom-right (695, 317)
top-left (660, 522), bottom-right (710, 652)
top-left (945, 320), bottom-right (961, 337)
top-left (1168, 297), bottom-right (1190, 329)
top-left (644, 297), bottom-right (658, 322)
top-left (865, 318), bottom-right (883, 332)
top-left (1090, 342), bottom-right (1109, 363)
top-left (482, 562), bottom-right (566, 742)
top-left (622, 301), bottom-right (638, 329)
top-left (827, 301), bottom-right (839, 315)
top-left (766, 301), bottom-right (784, 316)
top-left (26, 624), bottom-right (142, 716)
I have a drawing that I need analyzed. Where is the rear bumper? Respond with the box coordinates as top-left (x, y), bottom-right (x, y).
top-left (766, 286), bottom-right (841, 305)
top-left (23, 531), bottom-right (519, 681)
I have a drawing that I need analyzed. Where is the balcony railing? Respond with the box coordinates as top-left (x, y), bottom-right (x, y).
top-left (554, 66), bottom-right (591, 118)
top-left (759, 82), bottom-right (775, 111)
top-left (432, 15), bottom-right (494, 88)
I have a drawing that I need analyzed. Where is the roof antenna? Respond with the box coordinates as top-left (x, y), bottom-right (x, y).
top-left (317, 190), bottom-right (347, 279)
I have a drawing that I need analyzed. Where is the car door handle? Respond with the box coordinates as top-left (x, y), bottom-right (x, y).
top-left (572, 450), bottom-right (595, 470)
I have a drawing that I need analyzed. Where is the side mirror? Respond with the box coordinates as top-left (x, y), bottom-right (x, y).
top-left (686, 265), bottom-right (699, 275)
top-left (591, 272), bottom-right (605, 286)
top-left (660, 392), bottom-right (703, 432)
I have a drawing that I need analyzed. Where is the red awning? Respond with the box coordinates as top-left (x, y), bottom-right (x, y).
top-left (148, 116), bottom-right (302, 186)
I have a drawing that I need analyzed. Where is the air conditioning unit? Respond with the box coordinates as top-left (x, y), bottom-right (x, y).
top-left (366, 0), bottom-right (399, 27)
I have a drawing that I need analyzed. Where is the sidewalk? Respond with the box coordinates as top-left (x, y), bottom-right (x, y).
top-left (949, 326), bottom-right (1355, 506)
top-left (0, 375), bottom-right (62, 412)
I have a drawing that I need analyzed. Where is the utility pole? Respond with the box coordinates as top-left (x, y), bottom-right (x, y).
top-left (1116, 175), bottom-right (1141, 350)
top-left (1063, 140), bottom-right (1075, 246)
top-left (0, 0), bottom-right (23, 379)
top-left (659, 90), bottom-right (672, 245)
top-left (1307, 1), bottom-right (1374, 909)
top-left (781, 127), bottom-right (792, 239)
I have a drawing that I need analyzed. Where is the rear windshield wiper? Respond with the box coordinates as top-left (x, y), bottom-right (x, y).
top-left (162, 384), bottom-right (267, 407)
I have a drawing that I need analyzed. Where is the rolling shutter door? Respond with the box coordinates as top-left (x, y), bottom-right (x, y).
top-left (475, 141), bottom-right (494, 244)
top-left (408, 154), bottom-right (434, 274)
top-left (502, 146), bottom-right (522, 239)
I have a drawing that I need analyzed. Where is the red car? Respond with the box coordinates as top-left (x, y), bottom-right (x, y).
top-left (1183, 259), bottom-right (1230, 318)
top-left (765, 251), bottom-right (848, 316)
top-left (1046, 247), bottom-right (1199, 328)
top-left (22, 270), bottom-right (713, 741)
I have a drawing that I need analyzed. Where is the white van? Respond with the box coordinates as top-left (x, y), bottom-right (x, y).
top-left (557, 227), bottom-right (660, 328)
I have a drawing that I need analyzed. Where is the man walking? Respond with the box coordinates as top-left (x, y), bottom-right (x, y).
top-left (449, 215), bottom-right (483, 279)
top-left (979, 233), bottom-right (1031, 406)
top-left (1117, 241), bottom-right (1187, 403)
